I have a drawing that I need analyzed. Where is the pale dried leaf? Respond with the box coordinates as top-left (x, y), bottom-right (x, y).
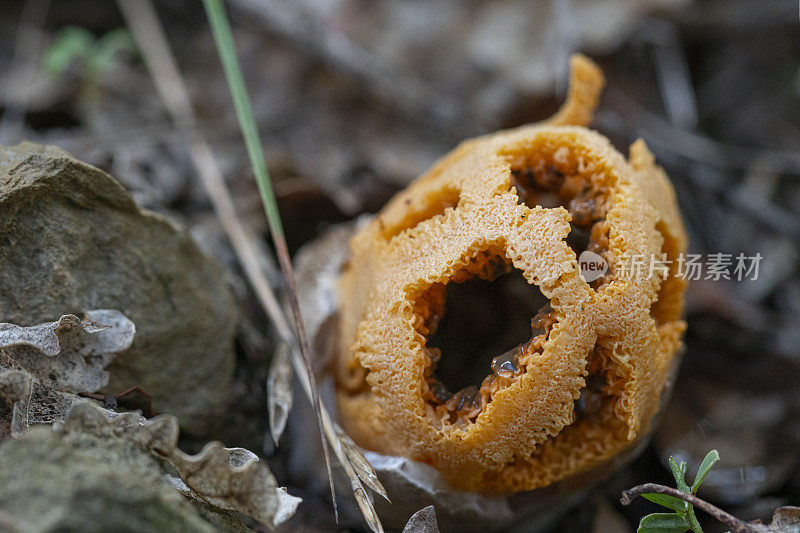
top-left (274, 487), bottom-right (302, 526)
top-left (767, 506), bottom-right (800, 531)
top-left (267, 341), bottom-right (293, 445)
top-left (80, 310), bottom-right (137, 355)
top-left (403, 506), bottom-right (440, 533)
top-left (0, 311), bottom-right (135, 435)
top-left (0, 310), bottom-right (135, 393)
top-left (361, 450), bottom-right (515, 530)
top-left (131, 414), bottom-right (179, 456)
top-left (0, 317), bottom-right (83, 356)
top-left (11, 378), bottom-right (83, 434)
top-left (64, 401), bottom-right (300, 527)
top-left (167, 472), bottom-right (301, 528)
top-left (63, 399), bottom-right (145, 435)
top-left (170, 441), bottom-right (285, 525)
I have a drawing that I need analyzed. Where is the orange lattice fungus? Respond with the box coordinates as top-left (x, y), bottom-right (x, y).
top-left (335, 55), bottom-right (687, 492)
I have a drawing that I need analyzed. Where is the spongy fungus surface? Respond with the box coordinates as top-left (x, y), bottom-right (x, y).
top-left (335, 55), bottom-right (687, 492)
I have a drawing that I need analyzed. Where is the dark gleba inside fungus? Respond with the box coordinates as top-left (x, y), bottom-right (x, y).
top-left (419, 267), bottom-right (553, 423)
top-left (573, 343), bottom-right (615, 421)
top-left (511, 164), bottom-right (611, 289)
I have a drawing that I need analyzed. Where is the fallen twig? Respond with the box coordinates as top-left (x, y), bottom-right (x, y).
top-left (621, 483), bottom-right (759, 533)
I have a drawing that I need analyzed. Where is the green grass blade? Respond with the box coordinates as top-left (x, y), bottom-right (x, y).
top-left (200, 0), bottom-right (340, 522)
top-left (201, 0), bottom-right (283, 241)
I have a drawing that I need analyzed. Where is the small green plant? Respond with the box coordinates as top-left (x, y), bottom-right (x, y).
top-left (43, 26), bottom-right (135, 102)
top-left (622, 450), bottom-right (800, 532)
top-left (45, 26), bottom-right (135, 77)
top-left (635, 450), bottom-right (719, 533)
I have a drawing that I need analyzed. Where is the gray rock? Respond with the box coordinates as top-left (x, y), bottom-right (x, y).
top-left (0, 427), bottom-right (218, 533)
top-left (0, 142), bottom-right (237, 435)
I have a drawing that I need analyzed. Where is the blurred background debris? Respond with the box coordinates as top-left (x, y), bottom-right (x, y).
top-left (1, 0), bottom-right (799, 531)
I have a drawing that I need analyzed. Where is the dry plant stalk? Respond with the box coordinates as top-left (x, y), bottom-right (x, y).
top-left (117, 2), bottom-right (386, 531)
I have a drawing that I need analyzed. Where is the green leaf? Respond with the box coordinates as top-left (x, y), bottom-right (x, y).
top-left (89, 28), bottom-right (136, 75)
top-left (690, 450), bottom-right (719, 494)
top-left (44, 26), bottom-right (95, 75)
top-left (637, 513), bottom-right (691, 533)
top-left (642, 493), bottom-right (689, 513)
top-left (668, 457), bottom-right (690, 492)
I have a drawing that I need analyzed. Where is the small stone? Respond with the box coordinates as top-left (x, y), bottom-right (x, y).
top-left (0, 143), bottom-right (237, 435)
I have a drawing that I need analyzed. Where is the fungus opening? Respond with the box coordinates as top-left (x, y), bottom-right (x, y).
top-left (650, 221), bottom-right (682, 325)
top-left (416, 264), bottom-right (553, 424)
top-left (382, 186), bottom-right (460, 239)
top-left (574, 347), bottom-right (609, 420)
top-left (574, 339), bottom-right (624, 422)
top-left (510, 163), bottom-right (611, 288)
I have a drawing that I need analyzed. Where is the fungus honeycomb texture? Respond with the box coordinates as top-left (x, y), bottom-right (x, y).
top-left (335, 56), bottom-right (687, 491)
